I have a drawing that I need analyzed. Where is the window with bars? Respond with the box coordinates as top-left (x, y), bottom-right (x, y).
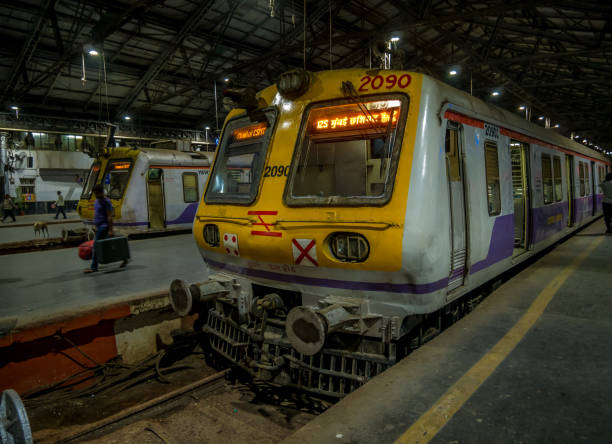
top-left (585, 164), bottom-right (590, 195)
top-left (579, 162), bottom-right (585, 197)
top-left (542, 154), bottom-right (553, 204)
top-left (19, 178), bottom-right (35, 194)
top-left (553, 156), bottom-right (562, 202)
top-left (484, 141), bottom-right (501, 216)
top-left (182, 172), bottom-right (199, 203)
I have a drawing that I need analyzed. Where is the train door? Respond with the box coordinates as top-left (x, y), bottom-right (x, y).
top-left (510, 140), bottom-right (530, 256)
top-left (566, 155), bottom-right (574, 226)
top-left (445, 121), bottom-right (468, 293)
top-left (147, 168), bottom-right (166, 229)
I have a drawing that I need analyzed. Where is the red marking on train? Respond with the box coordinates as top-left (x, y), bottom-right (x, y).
top-left (249, 211), bottom-right (282, 237)
top-left (254, 215), bottom-right (271, 231)
top-left (150, 165), bottom-right (209, 169)
top-left (444, 110), bottom-right (610, 166)
top-left (292, 239), bottom-right (318, 266)
top-left (251, 231), bottom-right (282, 237)
top-left (444, 110), bottom-right (484, 128)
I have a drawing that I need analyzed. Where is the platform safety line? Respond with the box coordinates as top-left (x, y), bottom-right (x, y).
top-left (395, 235), bottom-right (604, 444)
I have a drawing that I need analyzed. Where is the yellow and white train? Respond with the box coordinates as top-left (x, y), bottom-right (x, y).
top-left (77, 147), bottom-right (212, 235)
top-left (170, 69), bottom-right (611, 397)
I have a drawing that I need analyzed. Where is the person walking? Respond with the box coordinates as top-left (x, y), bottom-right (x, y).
top-left (84, 184), bottom-right (113, 273)
top-left (54, 190), bottom-right (66, 219)
top-left (599, 172), bottom-right (612, 234)
top-left (84, 184), bottom-right (127, 273)
top-left (2, 194), bottom-right (17, 223)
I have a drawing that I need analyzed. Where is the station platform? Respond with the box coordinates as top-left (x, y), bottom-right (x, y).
top-left (0, 212), bottom-right (82, 244)
top-left (282, 221), bottom-right (612, 444)
top-left (0, 233), bottom-right (209, 394)
top-left (0, 233), bottom-right (206, 330)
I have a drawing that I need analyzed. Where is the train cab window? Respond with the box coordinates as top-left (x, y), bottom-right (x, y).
top-left (81, 162), bottom-right (101, 199)
top-left (579, 162), bottom-right (585, 196)
top-left (182, 173), bottom-right (198, 202)
top-left (553, 156), bottom-right (563, 202)
top-left (205, 107), bottom-right (276, 204)
top-left (285, 95), bottom-right (408, 206)
top-left (103, 159), bottom-right (133, 200)
top-left (484, 141), bottom-right (501, 215)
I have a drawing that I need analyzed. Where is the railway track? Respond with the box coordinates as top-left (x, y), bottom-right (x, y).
top-left (27, 351), bottom-right (324, 444)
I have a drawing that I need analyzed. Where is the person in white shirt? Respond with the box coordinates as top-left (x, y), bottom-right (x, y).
top-left (599, 172), bottom-right (612, 234)
top-left (54, 190), bottom-right (66, 219)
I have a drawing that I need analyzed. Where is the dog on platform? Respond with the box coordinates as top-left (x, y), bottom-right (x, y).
top-left (33, 221), bottom-right (49, 238)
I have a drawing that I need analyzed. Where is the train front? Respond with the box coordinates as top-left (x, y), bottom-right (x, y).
top-left (77, 148), bottom-right (140, 235)
top-left (173, 69), bottom-right (423, 397)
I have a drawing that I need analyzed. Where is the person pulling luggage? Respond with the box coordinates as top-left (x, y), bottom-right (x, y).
top-left (84, 184), bottom-right (127, 273)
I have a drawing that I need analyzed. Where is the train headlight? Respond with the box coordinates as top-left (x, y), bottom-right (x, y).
top-left (203, 224), bottom-right (220, 247)
top-left (278, 69), bottom-right (310, 99)
top-left (328, 232), bottom-right (370, 262)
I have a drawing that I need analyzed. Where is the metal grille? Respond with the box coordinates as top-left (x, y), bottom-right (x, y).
top-left (204, 309), bottom-right (391, 397)
top-left (448, 248), bottom-right (466, 289)
top-left (286, 348), bottom-right (389, 397)
top-left (206, 310), bottom-right (250, 363)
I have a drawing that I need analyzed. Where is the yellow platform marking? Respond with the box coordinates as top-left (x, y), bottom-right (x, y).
top-left (395, 235), bottom-right (604, 444)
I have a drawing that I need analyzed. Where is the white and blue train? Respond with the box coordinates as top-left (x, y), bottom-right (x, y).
top-left (78, 147), bottom-right (213, 235)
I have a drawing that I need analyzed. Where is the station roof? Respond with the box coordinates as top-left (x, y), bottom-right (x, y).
top-left (1, 0), bottom-right (611, 152)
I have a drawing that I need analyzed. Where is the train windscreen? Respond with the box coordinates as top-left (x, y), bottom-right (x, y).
top-left (285, 95), bottom-right (408, 206)
top-left (205, 107), bottom-right (277, 204)
top-left (81, 162), bottom-right (101, 199)
top-left (103, 159), bottom-right (133, 200)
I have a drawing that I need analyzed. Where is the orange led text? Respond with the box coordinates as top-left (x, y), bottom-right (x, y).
top-left (233, 123), bottom-right (268, 140)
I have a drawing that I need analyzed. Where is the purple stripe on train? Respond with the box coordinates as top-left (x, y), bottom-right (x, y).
top-left (82, 219), bottom-right (148, 227)
top-left (529, 201), bottom-right (568, 245)
top-left (573, 195), bottom-right (597, 224)
top-left (470, 214), bottom-right (514, 274)
top-left (83, 202), bottom-right (199, 227)
top-left (204, 257), bottom-right (450, 294)
top-left (449, 267), bottom-right (465, 280)
top-left (166, 202), bottom-right (199, 225)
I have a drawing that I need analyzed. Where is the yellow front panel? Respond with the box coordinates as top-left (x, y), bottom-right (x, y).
top-left (77, 148), bottom-right (139, 220)
top-left (195, 70), bottom-right (423, 273)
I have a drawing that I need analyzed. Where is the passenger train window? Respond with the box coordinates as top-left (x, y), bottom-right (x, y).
top-left (579, 163), bottom-right (585, 196)
top-left (103, 159), bottom-right (133, 200)
top-left (205, 107), bottom-right (277, 204)
top-left (182, 173), bottom-right (199, 203)
top-left (484, 141), bottom-right (501, 216)
top-left (285, 95), bottom-right (408, 206)
top-left (585, 165), bottom-right (590, 195)
top-left (541, 154), bottom-right (553, 204)
top-left (553, 156), bottom-right (562, 202)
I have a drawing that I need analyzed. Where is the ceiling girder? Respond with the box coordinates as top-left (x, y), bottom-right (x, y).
top-left (114, 0), bottom-right (215, 119)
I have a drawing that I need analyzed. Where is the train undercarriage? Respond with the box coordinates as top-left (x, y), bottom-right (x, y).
top-left (170, 274), bottom-right (485, 398)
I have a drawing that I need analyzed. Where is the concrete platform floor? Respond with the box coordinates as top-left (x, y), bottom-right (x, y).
top-left (0, 220), bottom-right (85, 244)
top-left (0, 233), bottom-right (208, 330)
top-left (282, 221), bottom-right (612, 444)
